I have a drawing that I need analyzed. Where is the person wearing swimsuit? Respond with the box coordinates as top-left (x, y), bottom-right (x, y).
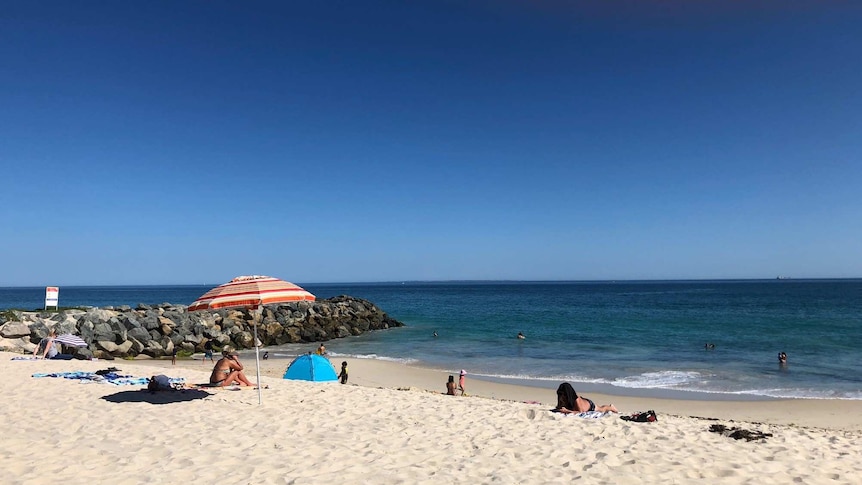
top-left (446, 375), bottom-right (457, 395)
top-left (209, 350), bottom-right (255, 387)
top-left (554, 383), bottom-right (618, 414)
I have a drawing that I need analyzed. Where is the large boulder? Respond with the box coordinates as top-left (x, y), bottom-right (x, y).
top-left (127, 327), bottom-right (152, 343)
top-left (0, 322), bottom-right (31, 339)
top-left (0, 336), bottom-right (36, 353)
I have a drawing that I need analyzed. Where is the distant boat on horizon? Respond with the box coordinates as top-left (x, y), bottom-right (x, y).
top-left (776, 276), bottom-right (791, 280)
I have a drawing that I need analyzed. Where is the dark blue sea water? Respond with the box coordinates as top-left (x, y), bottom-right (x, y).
top-left (2, 280), bottom-right (861, 400)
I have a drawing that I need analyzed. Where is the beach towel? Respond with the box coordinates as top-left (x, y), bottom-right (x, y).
top-left (191, 383), bottom-right (268, 391)
top-left (33, 371), bottom-right (184, 387)
top-left (11, 356), bottom-right (42, 361)
top-left (567, 411), bottom-right (609, 419)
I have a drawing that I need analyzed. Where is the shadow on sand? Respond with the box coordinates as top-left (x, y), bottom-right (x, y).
top-left (101, 389), bottom-right (212, 405)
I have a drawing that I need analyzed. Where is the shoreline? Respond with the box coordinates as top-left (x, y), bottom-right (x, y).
top-left (136, 352), bottom-right (862, 431)
top-left (245, 351), bottom-right (781, 402)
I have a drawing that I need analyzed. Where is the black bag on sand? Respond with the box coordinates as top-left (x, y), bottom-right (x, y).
top-left (621, 410), bottom-right (657, 422)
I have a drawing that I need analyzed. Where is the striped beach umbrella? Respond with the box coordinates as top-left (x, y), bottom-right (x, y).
top-left (188, 275), bottom-right (316, 405)
top-left (188, 275), bottom-right (315, 312)
top-left (54, 334), bottom-right (87, 348)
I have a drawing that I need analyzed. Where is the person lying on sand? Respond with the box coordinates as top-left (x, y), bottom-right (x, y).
top-left (554, 382), bottom-right (618, 414)
top-left (209, 350), bottom-right (254, 387)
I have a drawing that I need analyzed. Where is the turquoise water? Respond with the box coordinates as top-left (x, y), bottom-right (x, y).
top-left (2, 280), bottom-right (861, 399)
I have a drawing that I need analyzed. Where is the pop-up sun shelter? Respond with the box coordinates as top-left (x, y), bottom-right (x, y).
top-left (283, 353), bottom-right (338, 382)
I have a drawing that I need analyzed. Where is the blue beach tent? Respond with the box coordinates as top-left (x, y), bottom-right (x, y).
top-left (283, 353), bottom-right (338, 382)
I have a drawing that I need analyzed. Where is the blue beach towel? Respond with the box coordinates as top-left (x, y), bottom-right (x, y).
top-left (32, 371), bottom-right (184, 386)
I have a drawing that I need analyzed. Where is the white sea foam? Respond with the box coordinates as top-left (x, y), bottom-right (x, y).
top-left (734, 388), bottom-right (862, 400)
top-left (337, 353), bottom-right (419, 365)
top-left (611, 371), bottom-right (702, 389)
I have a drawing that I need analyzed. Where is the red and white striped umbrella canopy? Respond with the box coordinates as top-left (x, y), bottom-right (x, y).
top-left (188, 275), bottom-right (315, 312)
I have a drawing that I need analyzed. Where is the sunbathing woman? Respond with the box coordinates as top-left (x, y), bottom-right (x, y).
top-left (445, 375), bottom-right (457, 395)
top-left (209, 350), bottom-right (254, 387)
top-left (555, 382), bottom-right (618, 414)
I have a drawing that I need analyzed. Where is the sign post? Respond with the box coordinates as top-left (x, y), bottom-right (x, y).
top-left (45, 287), bottom-right (59, 310)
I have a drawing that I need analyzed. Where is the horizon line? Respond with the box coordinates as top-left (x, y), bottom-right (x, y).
top-left (2, 277), bottom-right (861, 289)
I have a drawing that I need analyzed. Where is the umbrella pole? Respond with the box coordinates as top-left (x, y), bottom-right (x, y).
top-left (254, 321), bottom-right (262, 405)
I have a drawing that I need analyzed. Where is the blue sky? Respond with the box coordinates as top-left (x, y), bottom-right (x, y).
top-left (1, 1), bottom-right (860, 286)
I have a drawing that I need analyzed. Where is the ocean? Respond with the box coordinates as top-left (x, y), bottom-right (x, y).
top-left (2, 280), bottom-right (861, 400)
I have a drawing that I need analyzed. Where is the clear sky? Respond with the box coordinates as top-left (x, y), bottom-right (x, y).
top-left (1, 1), bottom-right (860, 286)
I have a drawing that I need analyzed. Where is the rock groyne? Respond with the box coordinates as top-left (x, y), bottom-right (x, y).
top-left (0, 295), bottom-right (404, 360)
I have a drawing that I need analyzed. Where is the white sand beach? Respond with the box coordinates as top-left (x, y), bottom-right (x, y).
top-left (4, 351), bottom-right (862, 484)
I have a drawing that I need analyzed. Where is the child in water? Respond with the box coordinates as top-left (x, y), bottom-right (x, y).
top-left (338, 361), bottom-right (348, 384)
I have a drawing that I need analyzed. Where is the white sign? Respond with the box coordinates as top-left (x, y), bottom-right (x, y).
top-left (45, 287), bottom-right (59, 309)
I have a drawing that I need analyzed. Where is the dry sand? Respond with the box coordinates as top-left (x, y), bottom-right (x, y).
top-left (3, 351), bottom-right (862, 484)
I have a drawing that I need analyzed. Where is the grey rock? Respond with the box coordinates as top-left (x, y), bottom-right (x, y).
top-left (1, 322), bottom-right (32, 338)
top-left (128, 327), bottom-right (152, 343)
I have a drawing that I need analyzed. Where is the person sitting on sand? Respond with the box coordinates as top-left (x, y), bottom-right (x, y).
top-left (34, 330), bottom-right (58, 359)
top-left (209, 350), bottom-right (254, 387)
top-left (446, 375), bottom-right (456, 395)
top-left (554, 382), bottom-right (618, 414)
